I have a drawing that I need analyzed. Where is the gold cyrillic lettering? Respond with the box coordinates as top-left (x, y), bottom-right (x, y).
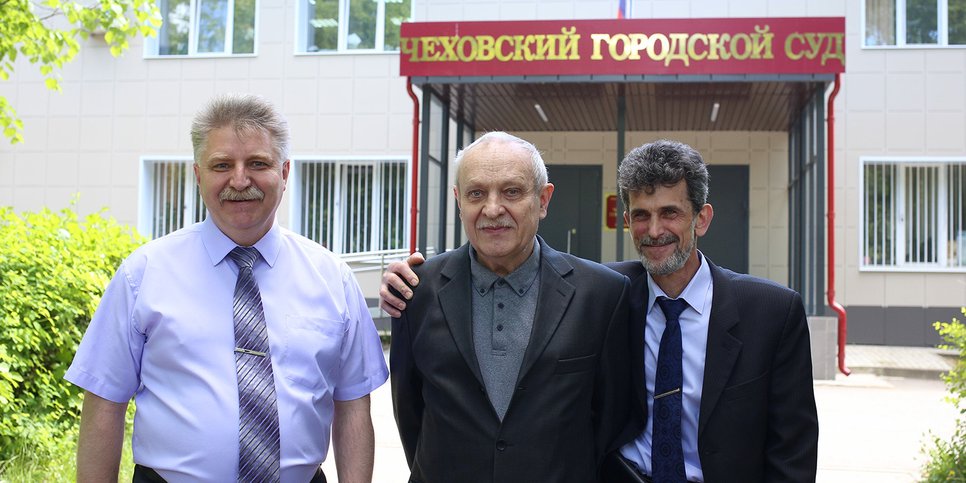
top-left (456, 36), bottom-right (478, 61)
top-left (707, 33), bottom-right (731, 60)
top-left (665, 33), bottom-right (690, 66)
top-left (419, 36), bottom-right (440, 61)
top-left (646, 33), bottom-right (669, 62)
top-left (730, 33), bottom-right (752, 60)
top-left (821, 32), bottom-right (845, 66)
top-left (687, 33), bottom-right (708, 61)
top-left (751, 25), bottom-right (774, 60)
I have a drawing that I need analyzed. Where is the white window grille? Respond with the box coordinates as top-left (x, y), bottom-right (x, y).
top-left (864, 0), bottom-right (966, 47)
top-left (294, 158), bottom-right (408, 255)
top-left (861, 158), bottom-right (966, 270)
top-left (145, 0), bottom-right (257, 56)
top-left (139, 158), bottom-right (206, 238)
top-left (296, 0), bottom-right (412, 53)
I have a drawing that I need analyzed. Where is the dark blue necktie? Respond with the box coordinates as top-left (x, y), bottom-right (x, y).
top-left (228, 247), bottom-right (281, 482)
top-left (653, 296), bottom-right (688, 483)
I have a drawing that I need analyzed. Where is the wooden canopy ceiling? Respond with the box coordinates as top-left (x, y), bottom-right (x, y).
top-left (422, 80), bottom-right (826, 132)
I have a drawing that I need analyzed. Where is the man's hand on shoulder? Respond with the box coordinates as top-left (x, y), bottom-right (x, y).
top-left (378, 252), bottom-right (425, 317)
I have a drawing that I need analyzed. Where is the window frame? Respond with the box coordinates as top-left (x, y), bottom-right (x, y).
top-left (289, 155), bottom-right (411, 257)
top-left (294, 0), bottom-right (414, 55)
top-left (138, 156), bottom-right (207, 239)
top-left (859, 156), bottom-right (966, 272)
top-left (863, 0), bottom-right (966, 48)
top-left (143, 0), bottom-right (260, 58)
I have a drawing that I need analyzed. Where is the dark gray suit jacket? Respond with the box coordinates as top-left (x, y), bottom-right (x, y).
top-left (607, 258), bottom-right (819, 483)
top-left (391, 238), bottom-right (633, 483)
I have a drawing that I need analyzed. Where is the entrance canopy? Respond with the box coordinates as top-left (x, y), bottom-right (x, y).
top-left (400, 16), bottom-right (845, 317)
top-left (402, 17), bottom-right (844, 132)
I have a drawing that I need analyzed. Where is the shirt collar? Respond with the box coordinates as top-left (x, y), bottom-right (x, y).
top-left (200, 218), bottom-right (282, 268)
top-left (646, 250), bottom-right (712, 316)
top-left (469, 238), bottom-right (541, 296)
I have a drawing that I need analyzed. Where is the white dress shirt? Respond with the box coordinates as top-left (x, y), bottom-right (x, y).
top-left (620, 251), bottom-right (713, 482)
top-left (66, 218), bottom-right (389, 482)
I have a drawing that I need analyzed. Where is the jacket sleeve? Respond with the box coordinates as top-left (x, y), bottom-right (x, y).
top-left (593, 276), bottom-right (633, 466)
top-left (764, 291), bottom-right (819, 482)
top-left (390, 308), bottom-right (424, 467)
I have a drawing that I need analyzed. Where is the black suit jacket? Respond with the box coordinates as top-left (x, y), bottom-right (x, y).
top-left (607, 258), bottom-right (819, 483)
top-left (391, 238), bottom-right (633, 483)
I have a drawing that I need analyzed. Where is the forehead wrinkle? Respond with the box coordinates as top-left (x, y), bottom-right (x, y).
top-left (459, 146), bottom-right (535, 190)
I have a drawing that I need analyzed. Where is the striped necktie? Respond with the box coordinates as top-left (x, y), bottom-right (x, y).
top-left (228, 246), bottom-right (281, 482)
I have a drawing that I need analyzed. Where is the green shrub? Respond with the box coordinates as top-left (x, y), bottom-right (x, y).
top-left (0, 205), bottom-right (143, 464)
top-left (922, 308), bottom-right (966, 482)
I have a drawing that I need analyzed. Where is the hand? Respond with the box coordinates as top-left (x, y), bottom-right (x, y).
top-left (378, 252), bottom-right (425, 317)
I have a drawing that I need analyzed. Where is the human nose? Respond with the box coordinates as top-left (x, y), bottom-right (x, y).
top-left (481, 193), bottom-right (505, 218)
top-left (229, 165), bottom-right (251, 190)
top-left (644, 217), bottom-right (664, 239)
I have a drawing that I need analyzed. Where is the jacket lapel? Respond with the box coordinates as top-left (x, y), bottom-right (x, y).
top-left (698, 262), bottom-right (741, 437)
top-left (626, 264), bottom-right (649, 414)
top-left (437, 245), bottom-right (486, 387)
top-left (517, 238), bottom-right (575, 382)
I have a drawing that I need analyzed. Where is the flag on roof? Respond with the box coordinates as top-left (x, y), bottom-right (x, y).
top-left (617, 0), bottom-right (631, 18)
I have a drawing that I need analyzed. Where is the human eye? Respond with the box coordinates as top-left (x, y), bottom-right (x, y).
top-left (661, 208), bottom-right (681, 219)
top-left (466, 189), bottom-right (484, 200)
top-left (504, 187), bottom-right (523, 199)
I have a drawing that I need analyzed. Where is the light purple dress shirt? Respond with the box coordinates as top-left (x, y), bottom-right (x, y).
top-left (66, 218), bottom-right (389, 482)
top-left (620, 252), bottom-right (713, 482)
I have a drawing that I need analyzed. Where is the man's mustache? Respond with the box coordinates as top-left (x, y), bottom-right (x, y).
top-left (220, 185), bottom-right (264, 201)
top-left (638, 233), bottom-right (679, 248)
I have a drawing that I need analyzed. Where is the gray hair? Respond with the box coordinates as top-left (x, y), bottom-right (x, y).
top-left (190, 93), bottom-right (290, 165)
top-left (454, 131), bottom-right (548, 193)
top-left (618, 139), bottom-right (709, 214)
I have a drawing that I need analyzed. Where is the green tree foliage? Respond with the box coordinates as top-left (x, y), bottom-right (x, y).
top-left (0, 0), bottom-right (162, 143)
top-left (922, 308), bottom-right (966, 482)
top-left (0, 205), bottom-right (143, 461)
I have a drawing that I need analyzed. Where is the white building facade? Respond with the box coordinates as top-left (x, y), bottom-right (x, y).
top-left (0, 0), bottom-right (964, 348)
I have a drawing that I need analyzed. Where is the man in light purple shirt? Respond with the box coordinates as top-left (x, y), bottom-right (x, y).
top-left (66, 93), bottom-right (388, 483)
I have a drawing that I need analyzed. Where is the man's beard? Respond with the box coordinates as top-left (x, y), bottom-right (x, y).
top-left (636, 220), bottom-right (697, 275)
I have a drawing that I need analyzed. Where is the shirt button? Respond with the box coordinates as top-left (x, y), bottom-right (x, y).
top-left (496, 440), bottom-right (507, 451)
top-left (518, 289), bottom-right (524, 294)
top-left (479, 288), bottom-right (486, 294)
top-left (498, 303), bottom-right (505, 309)
top-left (497, 324), bottom-right (504, 331)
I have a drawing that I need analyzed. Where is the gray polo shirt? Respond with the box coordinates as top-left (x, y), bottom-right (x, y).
top-left (469, 240), bottom-right (541, 420)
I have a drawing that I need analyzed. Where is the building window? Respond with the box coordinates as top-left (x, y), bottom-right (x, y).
top-left (297, 0), bottom-right (412, 53)
top-left (865, 0), bottom-right (966, 46)
top-left (293, 158), bottom-right (408, 255)
top-left (862, 158), bottom-right (966, 270)
top-left (139, 158), bottom-right (207, 238)
top-left (145, 0), bottom-right (257, 56)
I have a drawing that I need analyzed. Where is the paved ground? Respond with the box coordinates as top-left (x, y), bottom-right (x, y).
top-left (322, 345), bottom-right (961, 482)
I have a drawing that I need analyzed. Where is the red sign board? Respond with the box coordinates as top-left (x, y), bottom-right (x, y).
top-left (400, 17), bottom-right (845, 78)
top-left (605, 194), bottom-right (629, 230)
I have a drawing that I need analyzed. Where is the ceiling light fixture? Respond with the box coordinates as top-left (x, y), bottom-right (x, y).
top-left (534, 103), bottom-right (549, 123)
top-left (710, 102), bottom-right (720, 123)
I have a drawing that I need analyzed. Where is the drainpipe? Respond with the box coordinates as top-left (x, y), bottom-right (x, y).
top-left (826, 73), bottom-right (850, 376)
top-left (406, 78), bottom-right (420, 255)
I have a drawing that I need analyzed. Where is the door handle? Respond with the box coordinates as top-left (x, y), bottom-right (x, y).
top-left (566, 228), bottom-right (577, 254)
